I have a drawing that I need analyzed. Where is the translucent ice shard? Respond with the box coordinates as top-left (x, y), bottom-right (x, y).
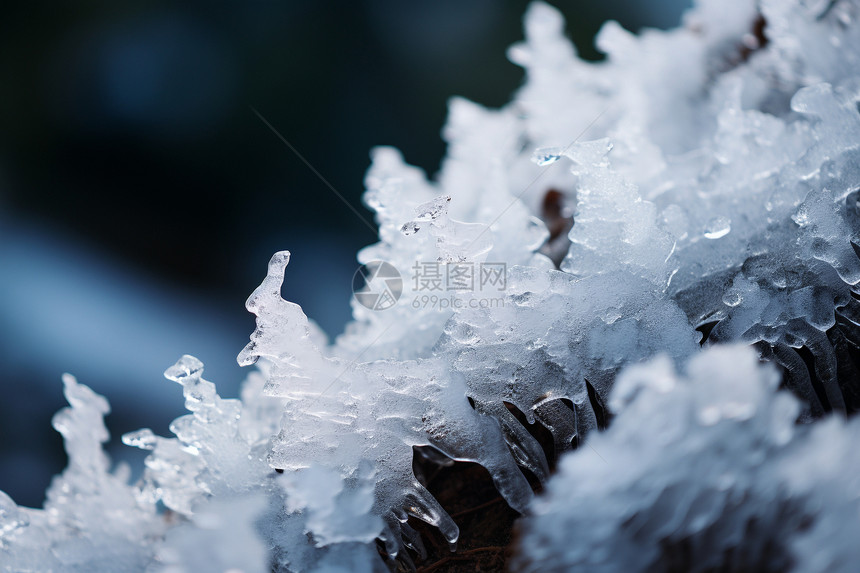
top-left (239, 252), bottom-right (534, 557)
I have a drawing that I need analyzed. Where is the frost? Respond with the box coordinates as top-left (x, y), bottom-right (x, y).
top-left (439, 267), bottom-right (698, 476)
top-left (0, 375), bottom-right (163, 571)
top-left (155, 496), bottom-right (269, 573)
top-left (3, 0), bottom-right (860, 570)
top-left (239, 251), bottom-right (532, 557)
top-left (514, 346), bottom-right (860, 572)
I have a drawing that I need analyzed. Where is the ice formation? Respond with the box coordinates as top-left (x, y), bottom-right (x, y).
top-left (0, 375), bottom-right (164, 571)
top-left (3, 0), bottom-right (860, 571)
top-left (514, 346), bottom-right (860, 573)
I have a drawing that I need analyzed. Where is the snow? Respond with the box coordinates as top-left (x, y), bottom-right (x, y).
top-left (515, 346), bottom-right (860, 573)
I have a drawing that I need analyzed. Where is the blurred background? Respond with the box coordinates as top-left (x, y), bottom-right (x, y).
top-left (0, 0), bottom-right (690, 507)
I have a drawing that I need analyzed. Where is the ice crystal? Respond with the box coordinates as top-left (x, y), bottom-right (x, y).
top-left (3, 0), bottom-right (860, 570)
top-left (0, 375), bottom-right (163, 571)
top-left (239, 251), bottom-right (533, 557)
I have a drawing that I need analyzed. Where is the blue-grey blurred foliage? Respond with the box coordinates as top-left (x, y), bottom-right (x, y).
top-left (0, 0), bottom-right (689, 507)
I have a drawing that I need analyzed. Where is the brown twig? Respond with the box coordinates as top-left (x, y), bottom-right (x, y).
top-left (449, 496), bottom-right (504, 520)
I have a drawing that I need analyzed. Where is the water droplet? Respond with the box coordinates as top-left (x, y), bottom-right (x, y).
top-left (122, 429), bottom-right (157, 450)
top-left (532, 146), bottom-right (564, 166)
top-left (722, 291), bottom-right (743, 307)
top-left (704, 216), bottom-right (731, 239)
top-left (602, 308), bottom-right (622, 323)
top-left (792, 206), bottom-right (810, 227)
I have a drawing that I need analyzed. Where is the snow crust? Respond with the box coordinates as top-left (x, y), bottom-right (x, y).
top-left (3, 0), bottom-right (860, 571)
top-left (515, 346), bottom-right (860, 573)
